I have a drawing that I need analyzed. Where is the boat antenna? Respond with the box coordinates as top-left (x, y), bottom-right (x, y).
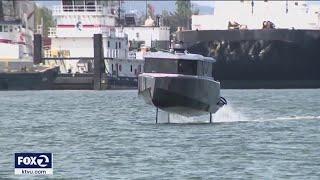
top-left (146, 0), bottom-right (148, 19)
top-left (0, 0), bottom-right (3, 21)
top-left (251, 0), bottom-right (254, 14)
top-left (286, 0), bottom-right (288, 14)
top-left (119, 0), bottom-right (121, 19)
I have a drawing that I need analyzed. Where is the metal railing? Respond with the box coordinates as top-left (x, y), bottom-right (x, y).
top-left (52, 5), bottom-right (114, 16)
top-left (44, 49), bottom-right (125, 59)
top-left (105, 30), bottom-right (127, 38)
top-left (48, 27), bottom-right (127, 38)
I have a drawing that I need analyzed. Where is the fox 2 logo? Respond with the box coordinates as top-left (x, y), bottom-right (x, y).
top-left (15, 153), bottom-right (52, 168)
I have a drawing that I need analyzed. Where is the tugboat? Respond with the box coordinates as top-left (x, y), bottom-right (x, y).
top-left (138, 44), bottom-right (227, 123)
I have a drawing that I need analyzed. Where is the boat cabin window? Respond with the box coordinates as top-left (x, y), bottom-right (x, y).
top-left (62, 0), bottom-right (73, 6)
top-left (0, 25), bottom-right (2, 32)
top-left (144, 57), bottom-right (213, 77)
top-left (178, 60), bottom-right (197, 75)
top-left (144, 58), bottom-right (178, 74)
top-left (74, 0), bottom-right (84, 11)
top-left (62, 0), bottom-right (73, 11)
top-left (86, 0), bottom-right (96, 11)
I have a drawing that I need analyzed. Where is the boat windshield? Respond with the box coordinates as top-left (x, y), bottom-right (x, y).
top-left (144, 58), bottom-right (210, 76)
top-left (144, 58), bottom-right (178, 74)
top-left (177, 60), bottom-right (197, 75)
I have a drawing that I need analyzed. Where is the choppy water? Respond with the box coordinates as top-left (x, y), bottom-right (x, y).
top-left (0, 89), bottom-right (320, 179)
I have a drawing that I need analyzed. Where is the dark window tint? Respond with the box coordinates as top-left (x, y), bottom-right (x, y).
top-left (178, 60), bottom-right (197, 75)
top-left (86, 0), bottom-right (96, 11)
top-left (144, 58), bottom-right (177, 73)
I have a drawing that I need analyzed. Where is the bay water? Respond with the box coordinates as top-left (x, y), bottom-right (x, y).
top-left (0, 89), bottom-right (319, 179)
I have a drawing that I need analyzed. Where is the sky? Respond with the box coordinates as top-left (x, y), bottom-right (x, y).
top-left (193, 1), bottom-right (214, 8)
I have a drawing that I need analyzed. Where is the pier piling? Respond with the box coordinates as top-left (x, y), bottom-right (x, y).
top-left (156, 108), bottom-right (158, 124)
top-left (93, 34), bottom-right (105, 90)
top-left (34, 34), bottom-right (43, 64)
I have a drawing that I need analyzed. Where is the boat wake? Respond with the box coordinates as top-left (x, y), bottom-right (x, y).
top-left (261, 115), bottom-right (320, 122)
top-left (212, 105), bottom-right (249, 123)
top-left (156, 105), bottom-right (320, 124)
top-left (157, 105), bottom-right (248, 124)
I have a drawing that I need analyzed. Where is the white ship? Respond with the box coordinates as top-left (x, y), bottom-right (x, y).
top-left (0, 0), bottom-right (34, 62)
top-left (46, 0), bottom-right (144, 78)
top-left (0, 1), bottom-right (60, 90)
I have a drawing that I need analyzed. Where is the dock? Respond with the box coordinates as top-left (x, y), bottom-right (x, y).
top-left (34, 34), bottom-right (138, 90)
top-left (53, 73), bottom-right (137, 90)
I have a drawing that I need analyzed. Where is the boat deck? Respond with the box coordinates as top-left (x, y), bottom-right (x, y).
top-left (176, 29), bottom-right (320, 47)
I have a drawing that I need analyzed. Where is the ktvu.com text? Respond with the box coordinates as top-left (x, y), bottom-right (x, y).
top-left (14, 153), bottom-right (53, 175)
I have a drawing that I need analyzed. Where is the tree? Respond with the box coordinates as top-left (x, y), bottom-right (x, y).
top-left (161, 10), bottom-right (170, 26)
top-left (35, 6), bottom-right (55, 37)
top-left (159, 1), bottom-right (195, 33)
top-left (175, 0), bottom-right (192, 29)
top-left (161, 10), bottom-right (179, 33)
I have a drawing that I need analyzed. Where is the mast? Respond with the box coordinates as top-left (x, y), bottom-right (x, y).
top-left (251, 0), bottom-right (254, 14)
top-left (0, 0), bottom-right (3, 21)
top-left (118, 0), bottom-right (121, 21)
top-left (13, 0), bottom-right (17, 18)
top-left (145, 0), bottom-right (148, 19)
